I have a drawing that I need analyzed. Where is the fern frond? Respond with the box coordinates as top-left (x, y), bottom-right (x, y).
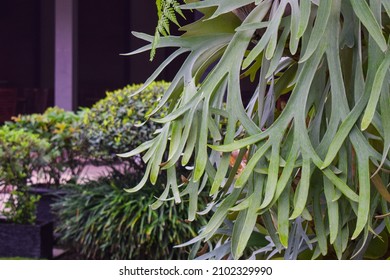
top-left (164, 6), bottom-right (180, 26)
top-left (151, 0), bottom-right (185, 61)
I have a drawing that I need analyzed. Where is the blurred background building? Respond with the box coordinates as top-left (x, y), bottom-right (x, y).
top-left (0, 0), bottom-right (189, 122)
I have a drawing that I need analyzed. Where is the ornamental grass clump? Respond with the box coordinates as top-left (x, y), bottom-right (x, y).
top-left (120, 0), bottom-right (390, 259)
top-left (53, 173), bottom-right (209, 260)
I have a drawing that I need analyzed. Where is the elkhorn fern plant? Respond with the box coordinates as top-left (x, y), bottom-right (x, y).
top-left (121, 0), bottom-right (390, 259)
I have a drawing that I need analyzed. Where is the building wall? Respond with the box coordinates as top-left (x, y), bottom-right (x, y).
top-left (40, 0), bottom-right (55, 90)
top-left (0, 0), bottom-right (192, 109)
top-left (77, 0), bottom-right (179, 106)
top-left (78, 0), bottom-right (128, 98)
top-left (0, 0), bottom-right (41, 88)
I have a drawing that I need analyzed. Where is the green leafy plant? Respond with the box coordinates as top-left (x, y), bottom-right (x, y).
top-left (6, 107), bottom-right (85, 185)
top-left (0, 127), bottom-right (49, 224)
top-left (2, 191), bottom-right (41, 225)
top-left (80, 81), bottom-right (169, 171)
top-left (121, 0), bottom-right (390, 259)
top-left (53, 173), bottom-right (208, 260)
top-left (151, 0), bottom-right (185, 60)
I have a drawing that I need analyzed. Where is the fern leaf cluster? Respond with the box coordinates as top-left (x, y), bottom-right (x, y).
top-left (151, 0), bottom-right (185, 61)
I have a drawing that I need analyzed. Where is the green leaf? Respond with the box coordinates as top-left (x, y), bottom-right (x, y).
top-left (263, 210), bottom-right (283, 251)
top-left (313, 183), bottom-right (328, 256)
top-left (297, 0), bottom-right (311, 38)
top-left (187, 180), bottom-right (200, 221)
top-left (272, 139), bottom-right (299, 204)
top-left (150, 181), bottom-right (171, 210)
top-left (150, 125), bottom-right (170, 184)
top-left (194, 97), bottom-right (210, 182)
top-left (180, 6), bottom-right (241, 36)
top-left (181, 111), bottom-right (198, 166)
top-left (232, 174), bottom-right (264, 259)
top-left (377, 76), bottom-right (390, 173)
top-left (352, 156), bottom-right (370, 239)
top-left (162, 111), bottom-right (193, 170)
top-left (384, 0), bottom-right (390, 19)
top-left (209, 132), bottom-right (269, 152)
top-left (235, 141), bottom-right (271, 188)
top-left (299, 0), bottom-right (332, 62)
top-left (260, 140), bottom-right (281, 209)
top-left (288, 0), bottom-right (300, 55)
top-left (151, 95), bottom-right (201, 123)
top-left (124, 162), bottom-right (152, 193)
top-left (350, 0), bottom-right (387, 52)
top-left (181, 0), bottom-right (255, 19)
top-left (266, 20), bottom-right (291, 78)
top-left (324, 177), bottom-right (339, 244)
top-left (117, 139), bottom-right (154, 158)
top-left (322, 168), bottom-right (359, 202)
top-left (243, 0), bottom-right (288, 68)
top-left (190, 188), bottom-right (242, 243)
top-left (361, 51), bottom-right (390, 130)
top-left (290, 157), bottom-right (311, 220)
top-left (277, 184), bottom-right (290, 248)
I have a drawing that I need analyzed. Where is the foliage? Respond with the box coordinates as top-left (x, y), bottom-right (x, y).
top-left (6, 107), bottom-right (85, 185)
top-left (53, 173), bottom-right (209, 260)
top-left (122, 0), bottom-right (390, 259)
top-left (2, 191), bottom-right (41, 225)
top-left (80, 81), bottom-right (169, 171)
top-left (151, 0), bottom-right (185, 60)
top-left (0, 127), bottom-right (50, 188)
top-left (0, 127), bottom-right (49, 224)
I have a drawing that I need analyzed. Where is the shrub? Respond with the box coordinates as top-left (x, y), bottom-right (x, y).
top-left (80, 81), bottom-right (169, 170)
top-left (53, 173), bottom-right (208, 260)
top-left (2, 190), bottom-right (41, 225)
top-left (0, 127), bottom-right (49, 224)
top-left (122, 1), bottom-right (390, 259)
top-left (6, 107), bottom-right (85, 185)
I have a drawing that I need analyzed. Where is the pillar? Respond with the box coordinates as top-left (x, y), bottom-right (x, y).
top-left (54, 0), bottom-right (77, 110)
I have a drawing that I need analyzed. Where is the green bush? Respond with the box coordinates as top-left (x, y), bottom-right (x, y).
top-left (6, 107), bottom-right (85, 185)
top-left (2, 190), bottom-right (41, 225)
top-left (0, 127), bottom-right (49, 224)
top-left (53, 173), bottom-right (208, 260)
top-left (80, 81), bottom-right (169, 168)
